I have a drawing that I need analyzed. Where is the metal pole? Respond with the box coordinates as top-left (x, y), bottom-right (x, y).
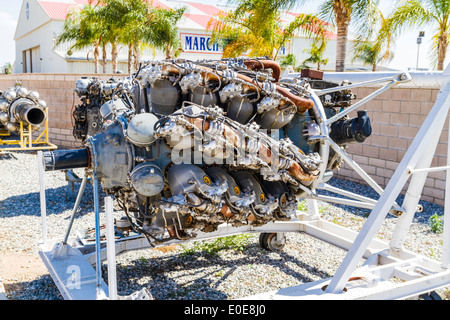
top-left (63, 173), bottom-right (89, 245)
top-left (318, 183), bottom-right (378, 205)
top-left (326, 136), bottom-right (403, 213)
top-left (38, 151), bottom-right (47, 247)
top-left (416, 43), bottom-right (420, 70)
top-left (307, 194), bottom-right (377, 210)
top-left (306, 199), bottom-right (320, 218)
top-left (105, 196), bottom-right (118, 300)
top-left (390, 120), bottom-right (443, 252)
top-left (315, 76), bottom-right (395, 96)
top-left (325, 77), bottom-right (403, 126)
top-left (443, 112), bottom-right (450, 269)
top-left (308, 91), bottom-right (330, 188)
top-left (327, 137), bottom-right (384, 195)
top-left (92, 173), bottom-right (103, 298)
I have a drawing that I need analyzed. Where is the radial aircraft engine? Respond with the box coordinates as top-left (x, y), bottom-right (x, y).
top-left (43, 57), bottom-right (372, 244)
top-left (0, 84), bottom-right (47, 133)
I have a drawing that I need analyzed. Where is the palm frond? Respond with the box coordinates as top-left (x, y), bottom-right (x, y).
top-left (209, 0), bottom-right (327, 60)
top-left (318, 1), bottom-right (336, 26)
top-left (382, 0), bottom-right (450, 70)
top-left (385, 0), bottom-right (435, 36)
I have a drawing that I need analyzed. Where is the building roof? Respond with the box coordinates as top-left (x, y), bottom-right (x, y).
top-left (38, 1), bottom-right (81, 20)
top-left (34, 0), bottom-right (337, 38)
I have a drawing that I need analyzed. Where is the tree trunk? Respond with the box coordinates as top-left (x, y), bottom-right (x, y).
top-left (334, 1), bottom-right (351, 72)
top-left (335, 20), bottom-right (349, 72)
top-left (111, 42), bottom-right (118, 74)
top-left (165, 44), bottom-right (172, 60)
top-left (93, 43), bottom-right (100, 74)
top-left (133, 43), bottom-right (141, 73)
top-left (101, 43), bottom-right (107, 73)
top-left (437, 31), bottom-right (448, 71)
top-left (128, 43), bottom-right (133, 74)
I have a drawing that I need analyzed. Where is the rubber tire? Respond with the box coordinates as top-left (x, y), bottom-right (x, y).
top-left (259, 232), bottom-right (270, 250)
top-left (259, 233), bottom-right (286, 252)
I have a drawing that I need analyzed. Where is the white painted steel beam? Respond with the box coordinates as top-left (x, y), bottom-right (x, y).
top-left (322, 71), bottom-right (448, 88)
top-left (105, 196), bottom-right (118, 300)
top-left (38, 151), bottom-right (47, 247)
top-left (282, 66), bottom-right (449, 88)
top-left (443, 111), bottom-right (450, 269)
top-left (324, 72), bottom-right (450, 294)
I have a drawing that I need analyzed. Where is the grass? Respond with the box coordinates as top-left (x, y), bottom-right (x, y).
top-left (180, 233), bottom-right (254, 256)
top-left (298, 200), bottom-right (330, 214)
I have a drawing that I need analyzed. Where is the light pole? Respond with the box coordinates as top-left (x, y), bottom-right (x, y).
top-left (416, 31), bottom-right (425, 70)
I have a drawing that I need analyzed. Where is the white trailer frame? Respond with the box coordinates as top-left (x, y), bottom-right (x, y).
top-left (37, 65), bottom-right (450, 300)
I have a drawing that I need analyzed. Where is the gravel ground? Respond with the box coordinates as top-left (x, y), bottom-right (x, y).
top-left (0, 151), bottom-right (449, 300)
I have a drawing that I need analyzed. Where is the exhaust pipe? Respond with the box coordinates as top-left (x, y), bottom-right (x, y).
top-left (43, 149), bottom-right (90, 171)
top-left (0, 85), bottom-right (47, 132)
top-left (13, 99), bottom-right (47, 126)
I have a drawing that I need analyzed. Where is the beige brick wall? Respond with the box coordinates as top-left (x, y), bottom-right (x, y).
top-left (335, 86), bottom-right (447, 207)
top-left (0, 73), bottom-right (447, 206)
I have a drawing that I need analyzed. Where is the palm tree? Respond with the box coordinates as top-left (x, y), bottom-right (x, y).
top-left (118, 0), bottom-right (151, 73)
top-left (318, 0), bottom-right (382, 72)
top-left (280, 53), bottom-right (297, 69)
top-left (55, 4), bottom-right (103, 73)
top-left (98, 0), bottom-right (130, 73)
top-left (352, 35), bottom-right (394, 71)
top-left (352, 10), bottom-right (394, 72)
top-left (380, 0), bottom-right (450, 71)
top-left (302, 37), bottom-right (329, 70)
top-left (57, 0), bottom-right (187, 74)
top-left (145, 6), bottom-right (186, 59)
top-left (3, 62), bottom-right (12, 74)
top-left (209, 0), bottom-right (327, 60)
top-left (352, 40), bottom-right (382, 71)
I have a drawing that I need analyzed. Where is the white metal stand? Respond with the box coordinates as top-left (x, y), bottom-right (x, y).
top-left (36, 67), bottom-right (450, 300)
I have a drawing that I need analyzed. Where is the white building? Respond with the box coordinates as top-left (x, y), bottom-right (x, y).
top-left (14, 0), bottom-right (346, 74)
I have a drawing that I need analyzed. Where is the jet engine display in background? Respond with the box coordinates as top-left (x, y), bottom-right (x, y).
top-left (0, 84), bottom-right (47, 133)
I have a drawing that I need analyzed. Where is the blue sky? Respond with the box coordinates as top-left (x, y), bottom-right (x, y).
top-left (0, 0), bottom-right (443, 71)
top-left (0, 0), bottom-right (21, 68)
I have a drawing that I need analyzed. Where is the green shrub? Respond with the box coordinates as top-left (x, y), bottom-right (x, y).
top-left (429, 213), bottom-right (444, 234)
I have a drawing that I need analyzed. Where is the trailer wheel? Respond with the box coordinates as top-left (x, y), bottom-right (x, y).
top-left (259, 233), bottom-right (286, 252)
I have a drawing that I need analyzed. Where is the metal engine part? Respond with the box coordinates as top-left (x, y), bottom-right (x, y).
top-left (329, 110), bottom-right (372, 145)
top-left (44, 57), bottom-right (371, 245)
top-left (0, 84), bottom-right (47, 133)
top-left (72, 77), bottom-right (134, 140)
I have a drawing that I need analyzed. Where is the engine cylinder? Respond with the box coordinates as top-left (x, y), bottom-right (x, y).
top-left (167, 164), bottom-right (212, 195)
top-left (256, 107), bottom-right (295, 129)
top-left (225, 96), bottom-right (254, 124)
top-left (230, 171), bottom-right (266, 206)
top-left (127, 113), bottom-right (158, 147)
top-left (205, 166), bottom-right (242, 204)
top-left (189, 86), bottom-right (219, 107)
top-left (130, 163), bottom-right (164, 197)
top-left (150, 79), bottom-right (181, 115)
